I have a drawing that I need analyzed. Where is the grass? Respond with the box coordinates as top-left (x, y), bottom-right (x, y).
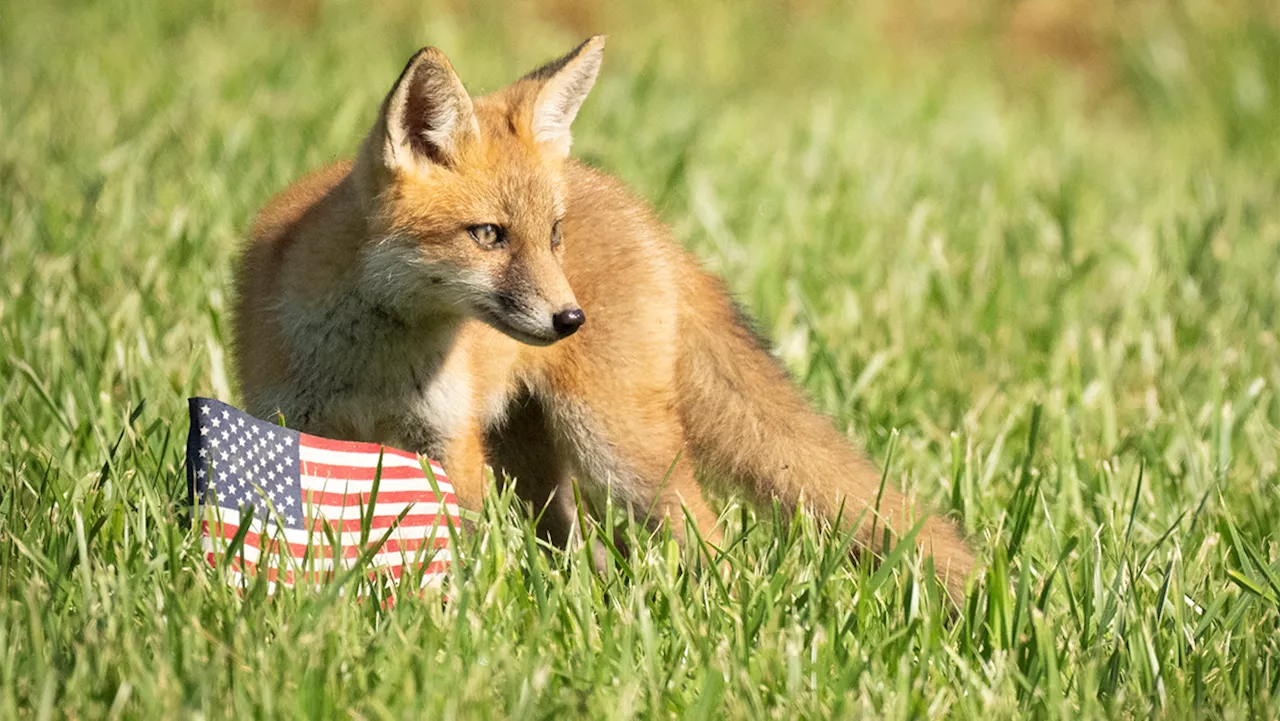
top-left (2, 0), bottom-right (1279, 717)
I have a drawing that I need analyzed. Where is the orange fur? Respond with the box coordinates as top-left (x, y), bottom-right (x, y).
top-left (232, 37), bottom-right (976, 602)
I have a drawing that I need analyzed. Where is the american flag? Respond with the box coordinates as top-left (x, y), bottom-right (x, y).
top-left (185, 397), bottom-right (459, 595)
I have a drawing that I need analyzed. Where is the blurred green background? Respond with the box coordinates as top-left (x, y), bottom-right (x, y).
top-left (2, 0), bottom-right (1278, 717)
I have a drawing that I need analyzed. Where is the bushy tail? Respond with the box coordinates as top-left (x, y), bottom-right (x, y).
top-left (675, 269), bottom-right (975, 602)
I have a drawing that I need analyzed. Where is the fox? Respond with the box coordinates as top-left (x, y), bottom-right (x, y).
top-left (232, 36), bottom-right (976, 601)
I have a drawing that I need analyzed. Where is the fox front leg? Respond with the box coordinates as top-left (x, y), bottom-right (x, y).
top-left (442, 419), bottom-right (488, 519)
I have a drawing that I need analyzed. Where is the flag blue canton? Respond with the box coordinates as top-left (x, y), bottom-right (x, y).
top-left (187, 398), bottom-right (305, 529)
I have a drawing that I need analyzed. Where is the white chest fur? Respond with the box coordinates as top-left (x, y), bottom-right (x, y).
top-left (404, 345), bottom-right (473, 450)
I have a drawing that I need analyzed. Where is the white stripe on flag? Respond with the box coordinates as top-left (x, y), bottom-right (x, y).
top-left (296, 445), bottom-right (444, 473)
top-left (300, 475), bottom-right (456, 495)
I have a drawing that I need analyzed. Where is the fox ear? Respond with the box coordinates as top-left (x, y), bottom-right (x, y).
top-left (523, 36), bottom-right (605, 158)
top-left (379, 47), bottom-right (478, 171)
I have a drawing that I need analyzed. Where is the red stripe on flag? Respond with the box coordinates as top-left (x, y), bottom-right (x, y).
top-left (303, 489), bottom-right (458, 507)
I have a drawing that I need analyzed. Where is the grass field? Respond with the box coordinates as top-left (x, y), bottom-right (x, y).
top-left (3, 0), bottom-right (1279, 717)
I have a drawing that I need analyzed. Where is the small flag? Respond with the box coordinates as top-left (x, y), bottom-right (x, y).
top-left (185, 397), bottom-right (459, 595)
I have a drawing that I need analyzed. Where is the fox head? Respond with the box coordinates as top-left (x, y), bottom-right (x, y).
top-left (352, 37), bottom-right (605, 346)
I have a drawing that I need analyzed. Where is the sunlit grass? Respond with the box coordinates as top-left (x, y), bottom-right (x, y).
top-left (1, 0), bottom-right (1278, 717)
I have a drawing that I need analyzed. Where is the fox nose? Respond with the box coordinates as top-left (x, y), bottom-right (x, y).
top-left (552, 308), bottom-right (586, 338)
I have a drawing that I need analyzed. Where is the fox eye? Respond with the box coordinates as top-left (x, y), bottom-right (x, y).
top-left (550, 220), bottom-right (563, 250)
top-left (468, 224), bottom-right (506, 249)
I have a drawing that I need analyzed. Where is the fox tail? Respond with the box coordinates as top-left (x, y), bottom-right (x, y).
top-left (675, 268), bottom-right (975, 602)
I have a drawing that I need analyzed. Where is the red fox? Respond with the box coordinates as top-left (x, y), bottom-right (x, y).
top-left (233, 37), bottom-right (975, 600)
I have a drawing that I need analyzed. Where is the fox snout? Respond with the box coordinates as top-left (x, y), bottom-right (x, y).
top-left (491, 295), bottom-right (586, 345)
top-left (478, 243), bottom-right (584, 345)
top-left (489, 287), bottom-right (584, 346)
